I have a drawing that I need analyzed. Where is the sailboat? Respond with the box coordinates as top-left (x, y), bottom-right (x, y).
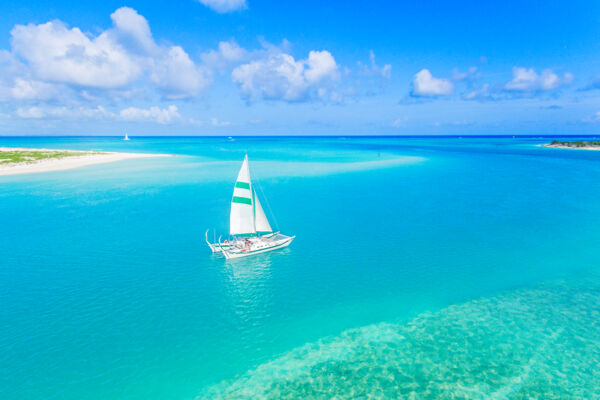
top-left (206, 155), bottom-right (295, 259)
top-left (124, 132), bottom-right (130, 141)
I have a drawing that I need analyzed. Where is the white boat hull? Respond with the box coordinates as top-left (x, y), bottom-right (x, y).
top-left (206, 231), bottom-right (294, 259)
top-left (222, 235), bottom-right (294, 259)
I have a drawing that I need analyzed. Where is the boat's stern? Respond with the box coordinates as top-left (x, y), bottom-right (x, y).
top-left (206, 230), bottom-right (234, 253)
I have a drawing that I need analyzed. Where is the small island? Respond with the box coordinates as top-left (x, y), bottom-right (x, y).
top-left (0, 147), bottom-right (172, 176)
top-left (0, 149), bottom-right (101, 165)
top-left (542, 140), bottom-right (600, 151)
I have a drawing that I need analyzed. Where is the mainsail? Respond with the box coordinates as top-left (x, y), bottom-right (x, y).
top-left (230, 155), bottom-right (256, 236)
top-left (229, 155), bottom-right (273, 237)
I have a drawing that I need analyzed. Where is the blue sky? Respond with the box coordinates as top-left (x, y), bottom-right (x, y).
top-left (0, 0), bottom-right (599, 135)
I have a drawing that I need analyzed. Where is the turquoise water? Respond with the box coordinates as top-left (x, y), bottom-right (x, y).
top-left (1, 136), bottom-right (600, 399)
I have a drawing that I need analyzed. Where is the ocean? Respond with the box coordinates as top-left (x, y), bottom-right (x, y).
top-left (1, 136), bottom-right (600, 399)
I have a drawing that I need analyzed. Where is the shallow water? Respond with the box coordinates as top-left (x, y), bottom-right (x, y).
top-left (1, 136), bottom-right (600, 399)
top-left (203, 278), bottom-right (600, 399)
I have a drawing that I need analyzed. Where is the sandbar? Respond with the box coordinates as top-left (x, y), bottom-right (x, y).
top-left (0, 147), bottom-right (172, 176)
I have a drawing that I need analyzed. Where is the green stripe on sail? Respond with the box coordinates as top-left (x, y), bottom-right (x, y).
top-left (235, 181), bottom-right (250, 189)
top-left (235, 232), bottom-right (257, 237)
top-left (257, 231), bottom-right (273, 235)
top-left (232, 196), bottom-right (252, 205)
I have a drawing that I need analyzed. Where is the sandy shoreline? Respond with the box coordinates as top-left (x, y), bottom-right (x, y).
top-left (538, 144), bottom-right (600, 151)
top-left (0, 147), bottom-right (172, 176)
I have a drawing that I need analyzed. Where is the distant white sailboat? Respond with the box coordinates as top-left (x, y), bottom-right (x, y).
top-left (124, 132), bottom-right (130, 141)
top-left (206, 155), bottom-right (294, 259)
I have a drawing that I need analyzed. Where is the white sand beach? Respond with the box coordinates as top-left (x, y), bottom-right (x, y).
top-left (0, 147), bottom-right (172, 176)
top-left (539, 144), bottom-right (600, 151)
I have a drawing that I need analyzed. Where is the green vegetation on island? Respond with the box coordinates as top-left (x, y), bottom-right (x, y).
top-left (547, 140), bottom-right (600, 148)
top-left (0, 149), bottom-right (100, 165)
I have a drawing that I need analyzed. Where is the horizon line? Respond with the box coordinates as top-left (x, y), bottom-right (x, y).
top-left (1, 134), bottom-right (599, 139)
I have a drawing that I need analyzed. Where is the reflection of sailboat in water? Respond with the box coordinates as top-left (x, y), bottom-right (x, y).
top-left (124, 132), bottom-right (130, 141)
top-left (226, 255), bottom-right (272, 282)
top-left (223, 255), bottom-right (274, 319)
top-left (206, 154), bottom-right (294, 259)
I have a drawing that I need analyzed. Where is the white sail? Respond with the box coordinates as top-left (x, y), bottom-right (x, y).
top-left (253, 190), bottom-right (273, 234)
top-left (230, 155), bottom-right (256, 236)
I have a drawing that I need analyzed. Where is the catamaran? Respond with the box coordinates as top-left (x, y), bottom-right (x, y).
top-left (206, 155), bottom-right (294, 259)
top-left (124, 132), bottom-right (130, 141)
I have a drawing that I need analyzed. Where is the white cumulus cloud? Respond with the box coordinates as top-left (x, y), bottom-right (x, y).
top-left (358, 51), bottom-right (392, 79)
top-left (8, 7), bottom-right (209, 99)
top-left (151, 46), bottom-right (210, 99)
top-left (198, 0), bottom-right (247, 13)
top-left (16, 105), bottom-right (114, 119)
top-left (11, 19), bottom-right (141, 88)
top-left (119, 105), bottom-right (180, 124)
top-left (10, 78), bottom-right (60, 100)
top-left (505, 67), bottom-right (573, 92)
top-left (452, 66), bottom-right (478, 82)
top-left (201, 40), bottom-right (248, 71)
top-left (305, 50), bottom-right (339, 83)
top-left (232, 50), bottom-right (340, 102)
top-left (109, 7), bottom-right (155, 53)
top-left (16, 106), bottom-right (45, 119)
top-left (412, 69), bottom-right (454, 97)
top-left (13, 103), bottom-right (188, 125)
top-left (210, 117), bottom-right (231, 126)
top-left (463, 83), bottom-right (491, 100)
